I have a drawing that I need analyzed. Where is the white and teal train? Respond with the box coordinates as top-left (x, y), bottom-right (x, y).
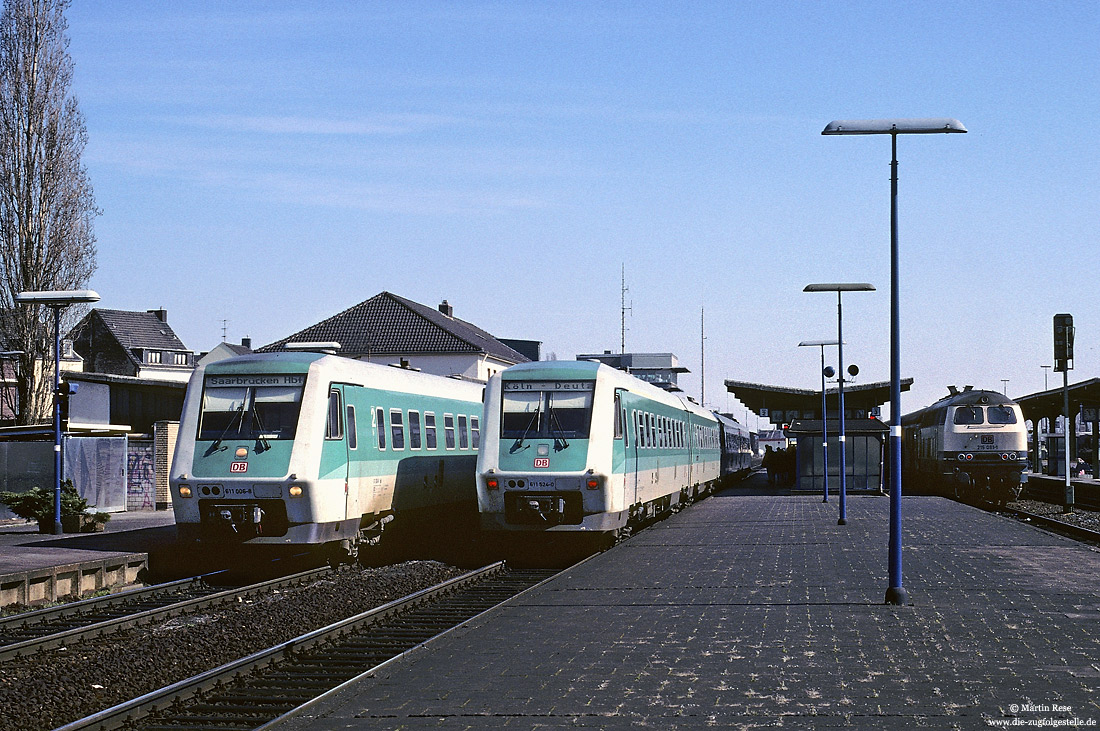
top-left (170, 352), bottom-right (484, 562)
top-left (476, 360), bottom-right (722, 544)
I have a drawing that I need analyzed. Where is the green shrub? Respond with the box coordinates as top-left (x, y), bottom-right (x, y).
top-left (0, 480), bottom-right (103, 525)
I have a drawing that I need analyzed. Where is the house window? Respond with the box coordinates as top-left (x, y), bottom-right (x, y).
top-left (173, 352), bottom-right (188, 366)
top-left (146, 350), bottom-right (162, 364)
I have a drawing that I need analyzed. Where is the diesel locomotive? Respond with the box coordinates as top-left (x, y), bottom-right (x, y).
top-left (901, 386), bottom-right (1028, 505)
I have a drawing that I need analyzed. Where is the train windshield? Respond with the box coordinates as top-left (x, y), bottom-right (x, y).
top-left (952, 406), bottom-right (984, 425)
top-left (198, 375), bottom-right (306, 441)
top-left (987, 406), bottom-right (1017, 424)
top-left (501, 381), bottom-right (595, 440)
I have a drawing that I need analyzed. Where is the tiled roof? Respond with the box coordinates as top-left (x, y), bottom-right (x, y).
top-left (92, 310), bottom-right (188, 352)
top-left (260, 292), bottom-right (530, 363)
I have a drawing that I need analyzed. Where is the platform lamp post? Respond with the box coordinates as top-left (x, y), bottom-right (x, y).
top-left (823, 117), bottom-right (967, 605)
top-left (804, 284), bottom-right (874, 526)
top-left (14, 290), bottom-right (100, 534)
top-left (799, 339), bottom-right (840, 503)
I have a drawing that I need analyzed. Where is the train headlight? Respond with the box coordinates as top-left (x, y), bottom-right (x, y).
top-left (586, 477), bottom-right (600, 490)
top-left (486, 477), bottom-right (499, 491)
top-left (235, 447), bottom-right (248, 458)
top-left (965, 453), bottom-right (973, 461)
top-left (289, 485), bottom-right (304, 498)
top-left (178, 485), bottom-right (192, 498)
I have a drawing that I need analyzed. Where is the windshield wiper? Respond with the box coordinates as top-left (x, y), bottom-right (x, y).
top-left (548, 403), bottom-right (570, 452)
top-left (250, 402), bottom-right (271, 453)
top-left (510, 406), bottom-right (541, 453)
top-left (206, 404), bottom-right (245, 456)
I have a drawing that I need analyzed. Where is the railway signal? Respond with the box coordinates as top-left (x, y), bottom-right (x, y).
top-left (1053, 313), bottom-right (1075, 512)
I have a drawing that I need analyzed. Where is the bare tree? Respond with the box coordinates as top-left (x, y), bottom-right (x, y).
top-left (0, 0), bottom-right (96, 424)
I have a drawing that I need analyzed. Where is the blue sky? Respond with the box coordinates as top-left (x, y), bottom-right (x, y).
top-left (66, 1), bottom-right (1099, 422)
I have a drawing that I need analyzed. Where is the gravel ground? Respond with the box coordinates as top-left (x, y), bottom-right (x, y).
top-left (1007, 498), bottom-right (1100, 532)
top-left (0, 560), bottom-right (466, 731)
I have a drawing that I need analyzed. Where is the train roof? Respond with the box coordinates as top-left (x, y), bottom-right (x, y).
top-left (499, 360), bottom-right (716, 422)
top-left (902, 387), bottom-right (1019, 423)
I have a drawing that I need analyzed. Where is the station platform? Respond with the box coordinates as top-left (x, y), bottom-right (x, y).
top-left (0, 510), bottom-right (177, 608)
top-left (270, 473), bottom-right (1100, 729)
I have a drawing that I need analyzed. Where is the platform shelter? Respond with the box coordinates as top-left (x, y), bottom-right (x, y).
top-left (1015, 377), bottom-right (1100, 477)
top-left (725, 378), bottom-right (911, 493)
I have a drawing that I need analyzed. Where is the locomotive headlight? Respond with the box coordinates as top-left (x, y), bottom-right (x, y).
top-left (586, 477), bottom-right (600, 490)
top-left (289, 485), bottom-right (304, 498)
top-left (235, 447), bottom-right (248, 458)
top-left (486, 477), bottom-right (499, 491)
top-left (178, 485), bottom-right (192, 498)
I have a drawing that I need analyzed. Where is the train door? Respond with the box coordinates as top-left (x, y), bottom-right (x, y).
top-left (322, 385), bottom-right (351, 519)
top-left (619, 390), bottom-right (642, 507)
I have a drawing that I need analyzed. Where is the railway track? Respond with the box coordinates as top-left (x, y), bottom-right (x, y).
top-left (1021, 478), bottom-right (1100, 511)
top-left (998, 505), bottom-right (1100, 545)
top-left (0, 567), bottom-right (330, 662)
top-left (56, 561), bottom-right (556, 731)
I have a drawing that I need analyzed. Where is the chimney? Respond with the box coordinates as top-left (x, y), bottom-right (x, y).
top-left (241, 337), bottom-right (252, 349)
top-left (438, 300), bottom-right (453, 317)
top-left (148, 308), bottom-right (168, 323)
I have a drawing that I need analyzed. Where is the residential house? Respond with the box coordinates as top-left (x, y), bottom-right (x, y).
top-left (260, 291), bottom-right (530, 381)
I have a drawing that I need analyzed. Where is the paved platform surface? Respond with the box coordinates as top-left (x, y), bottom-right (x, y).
top-left (270, 478), bottom-right (1100, 729)
top-left (0, 511), bottom-right (178, 605)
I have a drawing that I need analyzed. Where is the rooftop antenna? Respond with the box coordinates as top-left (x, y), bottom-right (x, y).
top-left (221, 319), bottom-right (228, 342)
top-left (620, 263), bottom-right (631, 354)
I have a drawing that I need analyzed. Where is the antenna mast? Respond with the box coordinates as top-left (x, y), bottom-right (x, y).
top-left (620, 263), bottom-right (632, 354)
top-left (700, 307), bottom-right (706, 407)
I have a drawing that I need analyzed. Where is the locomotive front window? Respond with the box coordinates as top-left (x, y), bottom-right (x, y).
top-left (987, 406), bottom-right (1018, 424)
top-left (952, 406), bottom-right (984, 425)
top-left (500, 381), bottom-right (594, 440)
top-left (198, 376), bottom-right (304, 441)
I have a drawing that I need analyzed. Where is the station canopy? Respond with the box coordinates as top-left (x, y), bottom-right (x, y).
top-left (1014, 377), bottom-right (1100, 423)
top-left (725, 378), bottom-right (913, 426)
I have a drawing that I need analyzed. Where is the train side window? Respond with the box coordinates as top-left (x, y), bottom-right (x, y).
top-left (390, 409), bottom-right (405, 450)
top-left (613, 392), bottom-right (623, 440)
top-left (424, 412), bottom-right (438, 450)
top-left (458, 415), bottom-right (469, 449)
top-left (326, 390), bottom-right (343, 440)
top-left (409, 411), bottom-right (422, 449)
top-left (471, 416), bottom-right (480, 449)
top-left (648, 413), bottom-right (656, 448)
top-left (346, 405), bottom-right (357, 449)
top-left (375, 407), bottom-right (386, 449)
top-left (444, 414), bottom-right (456, 449)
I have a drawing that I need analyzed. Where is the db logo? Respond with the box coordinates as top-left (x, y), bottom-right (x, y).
top-left (533, 458), bottom-right (550, 468)
top-left (230, 461), bottom-right (248, 473)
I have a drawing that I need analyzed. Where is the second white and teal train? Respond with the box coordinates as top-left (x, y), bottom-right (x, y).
top-left (476, 360), bottom-right (723, 540)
